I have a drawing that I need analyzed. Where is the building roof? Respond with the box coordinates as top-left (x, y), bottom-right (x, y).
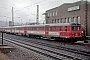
top-left (46, 1), bottom-right (90, 12)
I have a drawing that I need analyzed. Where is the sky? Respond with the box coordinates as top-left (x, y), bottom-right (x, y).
top-left (0, 0), bottom-right (89, 24)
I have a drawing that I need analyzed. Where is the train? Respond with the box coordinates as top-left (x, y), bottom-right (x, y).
top-left (0, 22), bottom-right (82, 43)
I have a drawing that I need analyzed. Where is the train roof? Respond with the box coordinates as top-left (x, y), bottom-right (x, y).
top-left (1, 22), bottom-right (81, 28)
top-left (46, 22), bottom-right (81, 26)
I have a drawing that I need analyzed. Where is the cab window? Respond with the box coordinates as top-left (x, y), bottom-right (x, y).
top-left (72, 26), bottom-right (76, 30)
top-left (78, 27), bottom-right (80, 30)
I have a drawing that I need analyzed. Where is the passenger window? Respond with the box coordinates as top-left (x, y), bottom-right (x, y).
top-left (46, 27), bottom-right (49, 31)
top-left (41, 27), bottom-right (44, 30)
top-left (60, 27), bottom-right (62, 31)
top-left (34, 27), bottom-right (37, 30)
top-left (54, 26), bottom-right (56, 31)
top-left (50, 27), bottom-right (52, 31)
top-left (32, 27), bottom-right (33, 30)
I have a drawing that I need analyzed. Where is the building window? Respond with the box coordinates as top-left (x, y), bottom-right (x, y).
top-left (59, 19), bottom-right (60, 23)
top-left (69, 18), bottom-right (71, 23)
top-left (55, 19), bottom-right (56, 23)
top-left (54, 11), bottom-right (55, 16)
top-left (52, 20), bottom-right (54, 23)
top-left (53, 12), bottom-right (54, 16)
top-left (62, 18), bottom-right (63, 23)
top-left (65, 18), bottom-right (66, 23)
top-left (50, 13), bottom-right (52, 16)
top-left (48, 13), bottom-right (49, 17)
top-left (72, 17), bottom-right (74, 22)
top-left (73, 17), bottom-right (76, 22)
top-left (57, 19), bottom-right (59, 23)
top-left (77, 16), bottom-right (80, 23)
top-left (62, 18), bottom-right (65, 23)
top-left (65, 18), bottom-right (67, 23)
top-left (56, 11), bottom-right (57, 16)
top-left (67, 18), bottom-right (69, 23)
top-left (61, 18), bottom-right (62, 23)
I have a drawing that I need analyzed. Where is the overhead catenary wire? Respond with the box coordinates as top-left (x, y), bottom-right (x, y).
top-left (4, 0), bottom-right (59, 23)
top-left (11, 0), bottom-right (46, 12)
top-left (4, 0), bottom-right (46, 16)
top-left (5, 0), bottom-right (60, 16)
top-left (1, 0), bottom-right (59, 16)
top-left (1, 0), bottom-right (60, 22)
top-left (0, 0), bottom-right (26, 11)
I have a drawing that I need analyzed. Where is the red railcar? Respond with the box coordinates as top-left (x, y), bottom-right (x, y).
top-left (0, 22), bottom-right (82, 42)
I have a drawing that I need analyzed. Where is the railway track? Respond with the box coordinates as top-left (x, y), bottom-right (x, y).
top-left (4, 34), bottom-right (90, 57)
top-left (0, 34), bottom-right (90, 60)
top-left (3, 37), bottom-right (80, 60)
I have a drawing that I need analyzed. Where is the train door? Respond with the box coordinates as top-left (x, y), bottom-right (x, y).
top-left (45, 25), bottom-right (49, 37)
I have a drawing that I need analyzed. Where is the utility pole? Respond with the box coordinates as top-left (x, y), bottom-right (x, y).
top-left (2, 32), bottom-right (3, 45)
top-left (12, 7), bottom-right (14, 26)
top-left (21, 19), bottom-right (22, 26)
top-left (83, 0), bottom-right (89, 43)
top-left (85, 0), bottom-right (88, 37)
top-left (36, 5), bottom-right (39, 24)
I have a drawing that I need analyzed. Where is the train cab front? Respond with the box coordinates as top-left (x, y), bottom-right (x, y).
top-left (70, 23), bottom-right (82, 42)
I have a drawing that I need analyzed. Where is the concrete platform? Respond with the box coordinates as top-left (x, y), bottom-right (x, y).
top-left (0, 44), bottom-right (7, 46)
top-left (0, 44), bottom-right (14, 53)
